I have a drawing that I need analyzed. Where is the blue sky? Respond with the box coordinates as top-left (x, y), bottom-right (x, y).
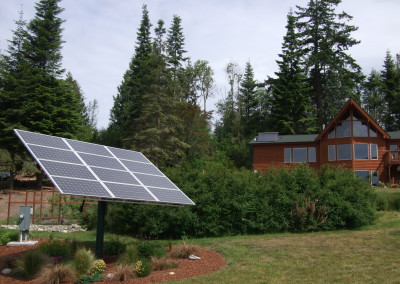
top-left (1, 0), bottom-right (400, 129)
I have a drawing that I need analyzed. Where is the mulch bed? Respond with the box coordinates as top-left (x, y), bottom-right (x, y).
top-left (0, 240), bottom-right (226, 283)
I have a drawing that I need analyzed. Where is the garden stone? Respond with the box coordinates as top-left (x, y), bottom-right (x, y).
top-left (2, 268), bottom-right (11, 275)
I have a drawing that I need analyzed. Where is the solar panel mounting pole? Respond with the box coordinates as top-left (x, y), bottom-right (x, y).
top-left (95, 200), bottom-right (107, 259)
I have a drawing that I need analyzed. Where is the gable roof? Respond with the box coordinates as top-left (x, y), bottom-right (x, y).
top-left (315, 98), bottom-right (390, 141)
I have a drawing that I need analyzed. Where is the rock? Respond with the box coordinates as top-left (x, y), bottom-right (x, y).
top-left (106, 273), bottom-right (114, 279)
top-left (2, 268), bottom-right (11, 275)
top-left (169, 272), bottom-right (175, 275)
top-left (189, 255), bottom-right (201, 260)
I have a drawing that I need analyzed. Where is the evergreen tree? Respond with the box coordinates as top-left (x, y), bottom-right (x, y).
top-left (110, 5), bottom-right (152, 147)
top-left (269, 12), bottom-right (314, 135)
top-left (362, 69), bottom-right (385, 126)
top-left (239, 61), bottom-right (260, 138)
top-left (381, 51), bottom-right (400, 131)
top-left (295, 0), bottom-right (363, 129)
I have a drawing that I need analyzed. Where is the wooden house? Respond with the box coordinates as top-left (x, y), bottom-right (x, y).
top-left (250, 98), bottom-right (400, 185)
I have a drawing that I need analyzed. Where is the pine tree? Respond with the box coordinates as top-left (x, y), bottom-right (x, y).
top-left (269, 12), bottom-right (314, 135)
top-left (295, 0), bottom-right (363, 129)
top-left (239, 61), bottom-right (260, 138)
top-left (381, 51), bottom-right (400, 131)
top-left (110, 5), bottom-right (152, 147)
top-left (362, 69), bottom-right (385, 126)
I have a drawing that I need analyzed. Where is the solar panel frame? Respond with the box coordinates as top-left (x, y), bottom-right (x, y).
top-left (14, 129), bottom-right (195, 206)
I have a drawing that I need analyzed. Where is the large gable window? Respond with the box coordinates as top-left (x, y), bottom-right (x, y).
top-left (327, 109), bottom-right (379, 139)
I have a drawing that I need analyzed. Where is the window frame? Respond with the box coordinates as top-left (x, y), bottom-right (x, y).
top-left (284, 148), bottom-right (292, 163)
top-left (370, 144), bottom-right (378, 160)
top-left (328, 145), bottom-right (336, 161)
top-left (337, 144), bottom-right (352, 160)
top-left (308, 147), bottom-right (316, 163)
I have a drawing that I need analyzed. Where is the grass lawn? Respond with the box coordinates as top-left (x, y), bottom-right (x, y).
top-left (28, 211), bottom-right (400, 283)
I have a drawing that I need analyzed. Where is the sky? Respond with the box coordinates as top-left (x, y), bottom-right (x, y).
top-left (1, 0), bottom-right (400, 129)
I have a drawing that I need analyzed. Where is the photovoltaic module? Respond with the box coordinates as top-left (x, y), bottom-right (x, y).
top-left (14, 129), bottom-right (195, 206)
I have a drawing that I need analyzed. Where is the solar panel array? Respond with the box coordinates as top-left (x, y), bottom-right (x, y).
top-left (14, 129), bottom-right (195, 206)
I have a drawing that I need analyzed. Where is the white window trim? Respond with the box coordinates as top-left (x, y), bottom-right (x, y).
top-left (284, 148), bottom-right (292, 163)
top-left (308, 147), bottom-right (316, 163)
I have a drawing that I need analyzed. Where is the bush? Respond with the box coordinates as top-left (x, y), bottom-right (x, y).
top-left (134, 259), bottom-right (152, 277)
top-left (0, 229), bottom-right (19, 245)
top-left (106, 161), bottom-right (377, 237)
top-left (137, 240), bottom-right (162, 259)
top-left (91, 259), bottom-right (106, 275)
top-left (73, 248), bottom-right (95, 276)
top-left (38, 264), bottom-right (76, 284)
top-left (104, 237), bottom-right (126, 256)
top-left (38, 239), bottom-right (72, 258)
top-left (17, 250), bottom-right (49, 279)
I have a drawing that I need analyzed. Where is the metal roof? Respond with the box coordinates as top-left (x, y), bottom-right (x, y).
top-left (249, 134), bottom-right (318, 144)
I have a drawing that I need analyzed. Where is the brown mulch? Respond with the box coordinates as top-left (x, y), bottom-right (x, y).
top-left (0, 240), bottom-right (226, 284)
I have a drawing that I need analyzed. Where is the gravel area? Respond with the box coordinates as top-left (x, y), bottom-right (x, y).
top-left (0, 240), bottom-right (226, 283)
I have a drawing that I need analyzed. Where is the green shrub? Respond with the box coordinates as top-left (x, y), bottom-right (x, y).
top-left (0, 229), bottom-right (19, 245)
top-left (74, 273), bottom-right (103, 284)
top-left (38, 239), bottom-right (72, 258)
top-left (134, 259), bottom-right (152, 277)
top-left (104, 237), bottom-right (126, 256)
top-left (17, 250), bottom-right (49, 279)
top-left (73, 248), bottom-right (95, 276)
top-left (137, 240), bottom-right (166, 259)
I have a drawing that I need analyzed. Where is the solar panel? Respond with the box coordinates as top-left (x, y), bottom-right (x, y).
top-left (14, 129), bottom-right (195, 206)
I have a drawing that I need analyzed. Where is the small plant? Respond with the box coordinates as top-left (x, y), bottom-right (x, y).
top-left (134, 259), bottom-right (152, 277)
top-left (91, 259), bottom-right (106, 275)
top-left (0, 229), bottom-right (19, 245)
top-left (111, 264), bottom-right (135, 281)
top-left (38, 264), bottom-right (76, 284)
top-left (151, 256), bottom-right (179, 271)
top-left (118, 243), bottom-right (139, 264)
top-left (74, 273), bottom-right (103, 284)
top-left (17, 250), bottom-right (49, 279)
top-left (170, 242), bottom-right (198, 259)
top-left (38, 239), bottom-right (72, 258)
top-left (49, 256), bottom-right (64, 264)
top-left (73, 248), bottom-right (95, 276)
top-left (104, 237), bottom-right (126, 256)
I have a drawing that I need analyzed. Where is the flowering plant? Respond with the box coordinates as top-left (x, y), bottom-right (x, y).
top-left (50, 256), bottom-right (64, 264)
top-left (91, 259), bottom-right (106, 275)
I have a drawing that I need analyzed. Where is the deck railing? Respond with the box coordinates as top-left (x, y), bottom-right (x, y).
top-left (385, 150), bottom-right (400, 165)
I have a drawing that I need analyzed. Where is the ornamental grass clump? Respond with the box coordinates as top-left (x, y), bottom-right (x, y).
top-left (170, 243), bottom-right (198, 259)
top-left (16, 250), bottom-right (49, 279)
top-left (110, 264), bottom-right (135, 281)
top-left (118, 243), bottom-right (139, 265)
top-left (73, 248), bottom-right (95, 276)
top-left (151, 256), bottom-right (179, 271)
top-left (38, 264), bottom-right (76, 284)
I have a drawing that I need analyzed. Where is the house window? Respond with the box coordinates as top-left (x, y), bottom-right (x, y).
top-left (328, 145), bottom-right (336, 161)
top-left (328, 128), bottom-right (335, 139)
top-left (370, 144), bottom-right (378, 160)
top-left (355, 170), bottom-right (369, 182)
top-left (337, 144), bottom-right (351, 160)
top-left (353, 121), bottom-right (369, 137)
top-left (371, 171), bottom-right (379, 186)
top-left (308, 147), bottom-right (316, 162)
top-left (354, 144), bottom-right (369, 160)
top-left (284, 148), bottom-right (292, 163)
top-left (293, 148), bottom-right (307, 163)
top-left (336, 121), bottom-right (351, 137)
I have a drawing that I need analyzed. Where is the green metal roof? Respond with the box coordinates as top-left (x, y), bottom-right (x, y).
top-left (388, 131), bottom-right (400, 139)
top-left (249, 134), bottom-right (318, 144)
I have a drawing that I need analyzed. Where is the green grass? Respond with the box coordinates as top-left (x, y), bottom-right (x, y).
top-left (12, 211), bottom-right (400, 283)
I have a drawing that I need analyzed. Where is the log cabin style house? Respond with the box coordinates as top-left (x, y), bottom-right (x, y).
top-left (250, 98), bottom-right (400, 186)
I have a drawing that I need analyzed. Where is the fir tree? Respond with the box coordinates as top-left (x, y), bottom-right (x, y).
top-left (295, 0), bottom-right (363, 129)
top-left (110, 5), bottom-right (152, 147)
top-left (269, 12), bottom-right (314, 135)
top-left (239, 61), bottom-right (260, 138)
top-left (362, 69), bottom-right (385, 126)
